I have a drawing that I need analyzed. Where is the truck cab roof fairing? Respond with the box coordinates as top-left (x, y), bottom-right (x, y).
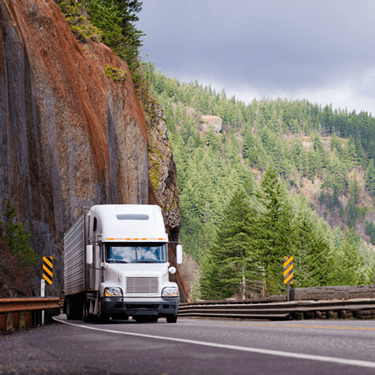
top-left (90, 205), bottom-right (168, 242)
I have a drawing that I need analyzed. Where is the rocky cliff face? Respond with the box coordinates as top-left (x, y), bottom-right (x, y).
top-left (0, 0), bottom-right (187, 300)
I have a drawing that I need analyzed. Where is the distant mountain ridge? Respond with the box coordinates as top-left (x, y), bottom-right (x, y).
top-left (146, 65), bottom-right (375, 295)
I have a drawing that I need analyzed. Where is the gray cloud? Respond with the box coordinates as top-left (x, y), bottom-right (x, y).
top-left (138, 0), bottom-right (375, 112)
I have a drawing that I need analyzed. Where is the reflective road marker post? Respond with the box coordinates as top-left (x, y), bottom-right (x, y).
top-left (42, 256), bottom-right (53, 285)
top-left (42, 256), bottom-right (53, 325)
top-left (284, 256), bottom-right (293, 302)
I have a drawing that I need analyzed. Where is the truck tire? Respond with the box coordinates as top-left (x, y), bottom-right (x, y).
top-left (83, 301), bottom-right (92, 323)
top-left (166, 315), bottom-right (177, 323)
top-left (66, 299), bottom-right (80, 320)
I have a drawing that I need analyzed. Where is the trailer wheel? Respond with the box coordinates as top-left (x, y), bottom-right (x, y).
top-left (66, 299), bottom-right (79, 320)
top-left (83, 301), bottom-right (91, 323)
top-left (166, 315), bottom-right (177, 323)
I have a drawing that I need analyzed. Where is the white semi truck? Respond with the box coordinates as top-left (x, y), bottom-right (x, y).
top-left (63, 204), bottom-right (182, 323)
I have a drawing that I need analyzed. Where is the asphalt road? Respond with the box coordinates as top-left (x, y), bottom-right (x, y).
top-left (2, 315), bottom-right (375, 374)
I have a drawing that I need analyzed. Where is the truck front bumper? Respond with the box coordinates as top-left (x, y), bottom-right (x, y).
top-left (101, 297), bottom-right (179, 317)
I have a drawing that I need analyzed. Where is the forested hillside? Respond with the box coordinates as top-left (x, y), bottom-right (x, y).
top-left (146, 64), bottom-right (375, 299)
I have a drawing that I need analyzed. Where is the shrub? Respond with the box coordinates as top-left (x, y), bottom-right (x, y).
top-left (0, 199), bottom-right (40, 283)
top-left (57, 1), bottom-right (103, 42)
top-left (104, 65), bottom-right (126, 82)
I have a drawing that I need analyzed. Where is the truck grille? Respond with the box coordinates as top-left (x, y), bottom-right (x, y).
top-left (126, 277), bottom-right (158, 294)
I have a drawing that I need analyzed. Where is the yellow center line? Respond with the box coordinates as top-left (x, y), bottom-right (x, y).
top-left (190, 321), bottom-right (375, 331)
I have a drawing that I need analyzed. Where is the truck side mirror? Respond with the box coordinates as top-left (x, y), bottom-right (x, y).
top-left (176, 244), bottom-right (182, 265)
top-left (86, 245), bottom-right (93, 265)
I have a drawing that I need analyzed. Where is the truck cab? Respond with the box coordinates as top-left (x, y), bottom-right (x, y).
top-left (64, 204), bottom-right (182, 323)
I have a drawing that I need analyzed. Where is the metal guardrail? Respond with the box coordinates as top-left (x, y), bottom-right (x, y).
top-left (0, 297), bottom-right (60, 332)
top-left (179, 298), bottom-right (375, 320)
top-left (0, 297), bottom-right (60, 313)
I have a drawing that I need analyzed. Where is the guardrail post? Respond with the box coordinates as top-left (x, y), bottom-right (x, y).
top-left (0, 312), bottom-right (14, 331)
top-left (25, 311), bottom-right (32, 327)
top-left (13, 312), bottom-right (20, 329)
top-left (0, 313), bottom-right (6, 331)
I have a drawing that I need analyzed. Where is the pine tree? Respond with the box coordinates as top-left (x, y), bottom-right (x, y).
top-left (366, 159), bottom-right (375, 196)
top-left (355, 139), bottom-right (367, 169)
top-left (330, 133), bottom-right (342, 154)
top-left (0, 200), bottom-right (39, 281)
top-left (200, 189), bottom-right (261, 300)
top-left (256, 165), bottom-right (296, 295)
top-left (331, 230), bottom-right (364, 286)
top-left (304, 230), bottom-right (332, 286)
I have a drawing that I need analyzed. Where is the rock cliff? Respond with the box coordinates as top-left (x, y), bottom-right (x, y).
top-left (0, 0), bottom-right (187, 300)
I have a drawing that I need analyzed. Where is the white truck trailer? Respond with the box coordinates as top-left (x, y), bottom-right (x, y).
top-left (63, 204), bottom-right (182, 323)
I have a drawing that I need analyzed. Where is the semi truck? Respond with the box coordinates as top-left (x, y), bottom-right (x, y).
top-left (63, 204), bottom-right (182, 323)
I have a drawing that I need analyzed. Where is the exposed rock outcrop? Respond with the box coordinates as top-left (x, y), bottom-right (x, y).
top-left (0, 0), bottom-right (187, 300)
top-left (146, 99), bottom-right (180, 241)
top-left (200, 115), bottom-right (222, 133)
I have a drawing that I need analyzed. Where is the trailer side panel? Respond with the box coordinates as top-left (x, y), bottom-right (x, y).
top-left (64, 214), bottom-right (85, 295)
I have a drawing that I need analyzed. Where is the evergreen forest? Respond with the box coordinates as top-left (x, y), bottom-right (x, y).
top-left (146, 65), bottom-right (375, 299)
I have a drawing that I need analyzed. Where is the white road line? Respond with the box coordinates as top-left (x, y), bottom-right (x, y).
top-left (54, 317), bottom-right (375, 369)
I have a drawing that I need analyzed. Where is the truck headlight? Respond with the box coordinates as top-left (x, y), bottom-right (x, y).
top-left (162, 286), bottom-right (179, 297)
top-left (105, 287), bottom-right (122, 297)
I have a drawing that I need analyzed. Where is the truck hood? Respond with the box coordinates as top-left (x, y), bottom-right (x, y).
top-left (105, 263), bottom-right (168, 278)
top-left (103, 263), bottom-right (170, 297)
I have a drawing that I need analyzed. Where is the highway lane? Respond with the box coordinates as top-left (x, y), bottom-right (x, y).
top-left (1, 315), bottom-right (375, 374)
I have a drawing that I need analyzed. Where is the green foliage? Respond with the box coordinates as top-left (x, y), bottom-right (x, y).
top-left (366, 159), bottom-right (375, 196)
top-left (87, 0), bottom-right (144, 85)
top-left (200, 190), bottom-right (262, 300)
top-left (57, 1), bottom-right (103, 42)
top-left (104, 65), bottom-right (126, 82)
top-left (255, 165), bottom-right (296, 294)
top-left (148, 67), bottom-right (375, 299)
top-left (0, 200), bottom-right (40, 279)
top-left (57, 0), bottom-right (143, 87)
top-left (365, 220), bottom-right (375, 244)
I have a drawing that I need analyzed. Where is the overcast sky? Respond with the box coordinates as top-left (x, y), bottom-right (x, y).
top-left (138, 0), bottom-right (375, 115)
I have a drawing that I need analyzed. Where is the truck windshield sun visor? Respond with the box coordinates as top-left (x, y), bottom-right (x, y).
top-left (116, 214), bottom-right (149, 220)
top-left (105, 242), bottom-right (167, 264)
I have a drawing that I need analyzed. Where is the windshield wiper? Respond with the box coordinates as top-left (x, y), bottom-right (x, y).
top-left (107, 259), bottom-right (128, 263)
top-left (137, 260), bottom-right (159, 263)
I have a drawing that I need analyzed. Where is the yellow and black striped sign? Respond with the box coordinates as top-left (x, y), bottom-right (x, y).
top-left (283, 256), bottom-right (293, 285)
top-left (43, 256), bottom-right (53, 285)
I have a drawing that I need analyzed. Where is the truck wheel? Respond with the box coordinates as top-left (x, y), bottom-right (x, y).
top-left (83, 302), bottom-right (91, 323)
top-left (166, 316), bottom-right (177, 323)
top-left (66, 299), bottom-right (78, 320)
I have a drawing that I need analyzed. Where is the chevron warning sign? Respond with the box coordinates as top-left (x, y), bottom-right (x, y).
top-left (283, 256), bottom-right (293, 285)
top-left (43, 256), bottom-right (53, 285)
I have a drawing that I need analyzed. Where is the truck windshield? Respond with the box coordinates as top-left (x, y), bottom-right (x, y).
top-left (105, 243), bottom-right (167, 263)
